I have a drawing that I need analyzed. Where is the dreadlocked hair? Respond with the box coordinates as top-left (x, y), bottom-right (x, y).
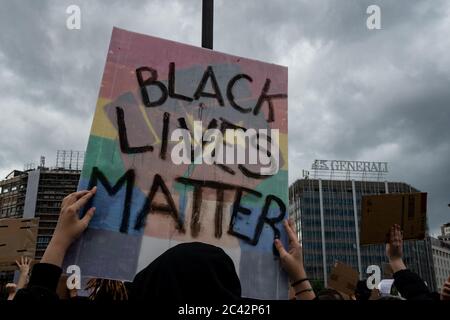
top-left (85, 278), bottom-right (128, 301)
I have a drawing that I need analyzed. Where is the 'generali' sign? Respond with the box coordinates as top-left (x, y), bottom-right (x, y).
top-left (312, 160), bottom-right (388, 173)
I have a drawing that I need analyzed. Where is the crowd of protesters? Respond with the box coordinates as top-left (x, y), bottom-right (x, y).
top-left (2, 187), bottom-right (450, 301)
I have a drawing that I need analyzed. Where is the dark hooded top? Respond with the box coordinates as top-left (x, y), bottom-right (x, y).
top-left (128, 242), bottom-right (242, 302)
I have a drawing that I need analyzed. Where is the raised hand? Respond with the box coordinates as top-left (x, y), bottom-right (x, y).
top-left (386, 224), bottom-right (403, 260)
top-left (52, 187), bottom-right (97, 249)
top-left (41, 187), bottom-right (97, 267)
top-left (274, 219), bottom-right (304, 281)
top-left (15, 256), bottom-right (32, 274)
top-left (386, 224), bottom-right (406, 272)
top-left (274, 219), bottom-right (315, 300)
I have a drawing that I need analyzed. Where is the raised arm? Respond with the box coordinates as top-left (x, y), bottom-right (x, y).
top-left (13, 187), bottom-right (96, 302)
top-left (386, 224), bottom-right (406, 272)
top-left (15, 256), bottom-right (32, 289)
top-left (387, 224), bottom-right (434, 300)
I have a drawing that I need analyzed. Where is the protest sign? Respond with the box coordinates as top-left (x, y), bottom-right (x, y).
top-left (0, 218), bottom-right (38, 271)
top-left (328, 261), bottom-right (359, 297)
top-left (360, 192), bottom-right (427, 245)
top-left (64, 27), bottom-right (289, 299)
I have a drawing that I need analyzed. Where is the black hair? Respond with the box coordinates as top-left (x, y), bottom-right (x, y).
top-left (354, 279), bottom-right (371, 301)
top-left (317, 288), bottom-right (345, 300)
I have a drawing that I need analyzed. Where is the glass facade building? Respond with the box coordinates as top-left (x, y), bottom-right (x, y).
top-left (289, 178), bottom-right (436, 291)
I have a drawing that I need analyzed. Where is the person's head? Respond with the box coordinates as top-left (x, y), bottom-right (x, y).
top-left (85, 278), bottom-right (128, 301)
top-left (128, 242), bottom-right (241, 302)
top-left (317, 288), bottom-right (345, 300)
top-left (375, 295), bottom-right (405, 300)
top-left (354, 280), bottom-right (371, 301)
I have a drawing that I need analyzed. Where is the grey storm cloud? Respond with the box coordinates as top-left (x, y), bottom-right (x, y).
top-left (0, 0), bottom-right (449, 233)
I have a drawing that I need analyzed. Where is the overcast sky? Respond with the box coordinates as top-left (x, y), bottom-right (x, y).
top-left (0, 0), bottom-right (449, 234)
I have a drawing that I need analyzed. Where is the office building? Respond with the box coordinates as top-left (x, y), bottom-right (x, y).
top-left (0, 152), bottom-right (82, 289)
top-left (431, 238), bottom-right (450, 292)
top-left (431, 224), bottom-right (450, 292)
top-left (439, 222), bottom-right (450, 244)
top-left (0, 151), bottom-right (83, 259)
top-left (0, 170), bottom-right (28, 219)
top-left (289, 160), bottom-right (437, 291)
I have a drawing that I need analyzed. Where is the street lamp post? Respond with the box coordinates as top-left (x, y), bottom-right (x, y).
top-left (202, 0), bottom-right (214, 49)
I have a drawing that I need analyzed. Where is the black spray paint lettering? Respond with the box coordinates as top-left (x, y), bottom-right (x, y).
top-left (84, 167), bottom-right (135, 233)
top-left (159, 112), bottom-right (170, 160)
top-left (116, 106), bottom-right (277, 177)
top-left (116, 106), bottom-right (154, 154)
top-left (135, 67), bottom-right (168, 107)
top-left (84, 167), bottom-right (286, 251)
top-left (174, 177), bottom-right (262, 239)
top-left (90, 63), bottom-right (288, 254)
top-left (134, 174), bottom-right (184, 232)
top-left (175, 177), bottom-right (286, 255)
top-left (135, 62), bottom-right (287, 122)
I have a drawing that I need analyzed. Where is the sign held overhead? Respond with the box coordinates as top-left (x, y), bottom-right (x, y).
top-left (360, 192), bottom-right (427, 245)
top-left (64, 27), bottom-right (288, 299)
top-left (0, 218), bottom-right (38, 271)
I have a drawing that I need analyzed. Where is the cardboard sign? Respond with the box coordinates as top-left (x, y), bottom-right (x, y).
top-left (328, 261), bottom-right (359, 296)
top-left (0, 218), bottom-right (38, 271)
top-left (64, 27), bottom-right (289, 299)
top-left (360, 193), bottom-right (427, 245)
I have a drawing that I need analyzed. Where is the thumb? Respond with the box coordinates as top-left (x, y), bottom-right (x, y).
top-left (274, 239), bottom-right (288, 257)
top-left (81, 207), bottom-right (96, 227)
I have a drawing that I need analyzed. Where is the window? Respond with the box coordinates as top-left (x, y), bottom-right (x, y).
top-left (37, 235), bottom-right (52, 244)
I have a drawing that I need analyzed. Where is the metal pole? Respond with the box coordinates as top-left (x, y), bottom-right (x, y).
top-left (202, 0), bottom-right (214, 49)
top-left (352, 180), bottom-right (363, 278)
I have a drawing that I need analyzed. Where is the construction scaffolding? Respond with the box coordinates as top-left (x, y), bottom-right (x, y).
top-left (55, 150), bottom-right (85, 171)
